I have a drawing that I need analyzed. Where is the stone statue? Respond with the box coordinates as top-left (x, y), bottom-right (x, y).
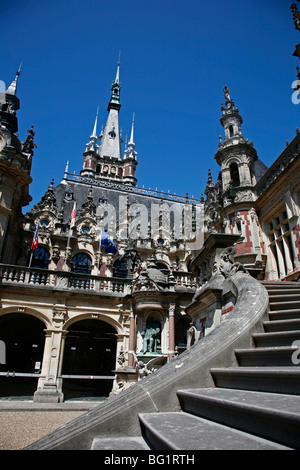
top-left (141, 317), bottom-right (161, 354)
top-left (186, 322), bottom-right (200, 349)
top-left (219, 246), bottom-right (248, 278)
top-left (23, 125), bottom-right (36, 154)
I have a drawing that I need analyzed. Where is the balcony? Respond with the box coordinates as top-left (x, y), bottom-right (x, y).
top-left (0, 264), bottom-right (131, 297)
top-left (0, 264), bottom-right (196, 296)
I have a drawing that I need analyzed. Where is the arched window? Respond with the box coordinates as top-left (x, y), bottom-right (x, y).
top-left (30, 247), bottom-right (50, 270)
top-left (71, 253), bottom-right (92, 274)
top-left (229, 125), bottom-right (234, 137)
top-left (230, 162), bottom-right (240, 187)
top-left (113, 258), bottom-right (128, 278)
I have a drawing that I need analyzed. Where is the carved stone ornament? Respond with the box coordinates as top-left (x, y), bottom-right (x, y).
top-left (131, 271), bottom-right (159, 293)
top-left (219, 246), bottom-right (248, 278)
top-left (52, 307), bottom-right (68, 327)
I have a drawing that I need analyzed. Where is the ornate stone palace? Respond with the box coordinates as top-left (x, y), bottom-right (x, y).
top-left (0, 47), bottom-right (299, 402)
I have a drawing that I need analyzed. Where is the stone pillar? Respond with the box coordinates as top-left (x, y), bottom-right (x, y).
top-left (33, 307), bottom-right (68, 403)
top-left (128, 309), bottom-right (136, 368)
top-left (168, 304), bottom-right (176, 360)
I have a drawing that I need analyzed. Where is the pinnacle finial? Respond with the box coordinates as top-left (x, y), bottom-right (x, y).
top-left (91, 106), bottom-right (99, 138)
top-left (223, 85), bottom-right (231, 102)
top-left (129, 112), bottom-right (135, 145)
top-left (6, 62), bottom-right (22, 95)
top-left (115, 54), bottom-right (120, 84)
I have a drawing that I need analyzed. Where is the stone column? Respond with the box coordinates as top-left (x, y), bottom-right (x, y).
top-left (128, 308), bottom-right (136, 368)
top-left (33, 307), bottom-right (68, 403)
top-left (168, 304), bottom-right (176, 360)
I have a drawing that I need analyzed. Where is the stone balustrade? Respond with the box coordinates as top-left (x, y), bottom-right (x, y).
top-left (0, 264), bottom-right (131, 295)
top-left (0, 264), bottom-right (196, 295)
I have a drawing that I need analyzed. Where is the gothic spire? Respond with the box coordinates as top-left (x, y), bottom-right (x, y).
top-left (124, 113), bottom-right (137, 160)
top-left (129, 112), bottom-right (135, 146)
top-left (6, 63), bottom-right (22, 96)
top-left (91, 106), bottom-right (99, 139)
top-left (98, 61), bottom-right (122, 160)
top-left (85, 107), bottom-right (99, 152)
top-left (108, 58), bottom-right (121, 112)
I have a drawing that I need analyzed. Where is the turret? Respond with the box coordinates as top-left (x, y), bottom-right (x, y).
top-left (123, 113), bottom-right (138, 186)
top-left (0, 66), bottom-right (35, 263)
top-left (81, 107), bottom-right (99, 178)
top-left (215, 86), bottom-right (258, 204)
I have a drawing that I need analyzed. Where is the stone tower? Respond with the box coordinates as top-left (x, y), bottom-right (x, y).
top-left (0, 66), bottom-right (35, 263)
top-left (205, 86), bottom-right (268, 274)
top-left (80, 61), bottom-right (138, 186)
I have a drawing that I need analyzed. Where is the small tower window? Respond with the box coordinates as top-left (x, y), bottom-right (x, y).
top-left (229, 125), bottom-right (234, 137)
top-left (230, 162), bottom-right (240, 187)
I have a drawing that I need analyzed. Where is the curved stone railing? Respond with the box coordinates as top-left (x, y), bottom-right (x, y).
top-left (25, 271), bottom-right (269, 450)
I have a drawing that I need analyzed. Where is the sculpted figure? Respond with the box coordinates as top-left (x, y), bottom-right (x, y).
top-left (141, 317), bottom-right (161, 354)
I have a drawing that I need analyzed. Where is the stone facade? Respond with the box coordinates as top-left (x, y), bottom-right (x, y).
top-left (0, 60), bottom-right (299, 403)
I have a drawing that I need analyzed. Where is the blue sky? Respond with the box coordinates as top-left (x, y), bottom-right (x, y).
top-left (1, 0), bottom-right (299, 210)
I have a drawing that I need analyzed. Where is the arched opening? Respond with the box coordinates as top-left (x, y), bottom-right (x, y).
top-left (29, 246), bottom-right (50, 269)
top-left (229, 125), bottom-right (234, 137)
top-left (62, 319), bottom-right (117, 400)
top-left (229, 162), bottom-right (240, 187)
top-left (71, 253), bottom-right (92, 274)
top-left (175, 317), bottom-right (191, 354)
top-left (0, 313), bottom-right (45, 398)
top-left (113, 257), bottom-right (128, 278)
top-left (70, 253), bottom-right (92, 288)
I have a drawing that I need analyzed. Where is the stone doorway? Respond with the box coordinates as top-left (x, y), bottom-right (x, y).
top-left (0, 313), bottom-right (45, 399)
top-left (61, 319), bottom-right (117, 400)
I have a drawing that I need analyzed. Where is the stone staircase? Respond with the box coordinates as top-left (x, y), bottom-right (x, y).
top-left (92, 281), bottom-right (300, 450)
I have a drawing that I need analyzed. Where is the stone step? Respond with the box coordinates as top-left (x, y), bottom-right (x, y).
top-left (253, 330), bottom-right (300, 347)
top-left (210, 367), bottom-right (300, 394)
top-left (269, 300), bottom-right (300, 311)
top-left (177, 388), bottom-right (300, 449)
top-left (138, 412), bottom-right (289, 450)
top-left (263, 318), bottom-right (300, 332)
top-left (235, 346), bottom-right (298, 366)
top-left (269, 294), bottom-right (300, 302)
top-left (91, 436), bottom-right (151, 450)
top-left (269, 309), bottom-right (300, 321)
top-left (264, 289), bottom-right (300, 296)
top-left (262, 281), bottom-right (300, 288)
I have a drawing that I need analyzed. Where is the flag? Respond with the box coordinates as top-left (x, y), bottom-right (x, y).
top-left (100, 230), bottom-right (118, 254)
top-left (70, 201), bottom-right (76, 228)
top-left (31, 222), bottom-right (39, 251)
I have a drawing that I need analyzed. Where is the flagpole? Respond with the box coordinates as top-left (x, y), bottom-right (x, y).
top-left (63, 201), bottom-right (76, 271)
top-left (29, 220), bottom-right (39, 268)
top-left (29, 250), bottom-right (34, 268)
top-left (63, 227), bottom-right (72, 271)
top-left (97, 227), bottom-right (103, 273)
